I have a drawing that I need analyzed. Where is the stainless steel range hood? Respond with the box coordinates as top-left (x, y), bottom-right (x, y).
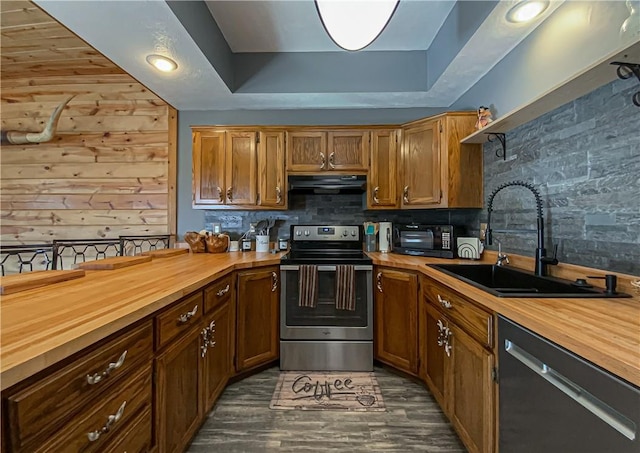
top-left (288, 175), bottom-right (366, 194)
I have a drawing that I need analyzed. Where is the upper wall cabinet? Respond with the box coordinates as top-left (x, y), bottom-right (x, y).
top-left (286, 129), bottom-right (369, 173)
top-left (368, 129), bottom-right (400, 209)
top-left (257, 131), bottom-right (286, 208)
top-left (400, 113), bottom-right (482, 209)
top-left (192, 128), bottom-right (285, 210)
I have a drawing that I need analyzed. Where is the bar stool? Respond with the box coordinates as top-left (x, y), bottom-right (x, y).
top-left (52, 238), bottom-right (121, 270)
top-left (119, 234), bottom-right (172, 256)
top-left (0, 244), bottom-right (53, 276)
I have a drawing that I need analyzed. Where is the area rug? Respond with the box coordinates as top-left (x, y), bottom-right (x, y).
top-left (269, 371), bottom-right (386, 411)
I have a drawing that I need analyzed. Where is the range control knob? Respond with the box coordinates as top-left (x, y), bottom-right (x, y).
top-left (342, 230), bottom-right (348, 237)
top-left (304, 230), bottom-right (310, 236)
top-left (295, 230), bottom-right (302, 237)
top-left (351, 230), bottom-right (357, 236)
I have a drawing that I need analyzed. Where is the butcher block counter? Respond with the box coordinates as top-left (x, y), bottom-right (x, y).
top-left (0, 251), bottom-right (283, 391)
top-left (1, 250), bottom-right (638, 392)
top-left (371, 252), bottom-right (640, 388)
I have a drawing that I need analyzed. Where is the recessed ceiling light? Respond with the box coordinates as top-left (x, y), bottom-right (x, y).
top-left (146, 54), bottom-right (178, 72)
top-left (506, 0), bottom-right (549, 23)
top-left (315, 0), bottom-right (399, 51)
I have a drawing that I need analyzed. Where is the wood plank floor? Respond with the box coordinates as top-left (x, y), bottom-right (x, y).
top-left (188, 366), bottom-right (467, 452)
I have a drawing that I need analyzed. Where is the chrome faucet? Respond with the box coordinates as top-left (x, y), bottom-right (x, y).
top-left (495, 238), bottom-right (510, 266)
top-left (486, 180), bottom-right (558, 277)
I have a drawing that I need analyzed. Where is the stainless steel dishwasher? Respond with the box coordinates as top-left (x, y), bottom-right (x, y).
top-left (498, 315), bottom-right (640, 453)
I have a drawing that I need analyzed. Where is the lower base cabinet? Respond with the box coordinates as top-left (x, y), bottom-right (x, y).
top-left (420, 276), bottom-right (495, 453)
top-left (155, 325), bottom-right (204, 453)
top-left (202, 301), bottom-right (234, 412)
top-left (236, 267), bottom-right (280, 372)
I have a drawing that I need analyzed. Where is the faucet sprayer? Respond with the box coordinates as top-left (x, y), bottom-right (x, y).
top-left (486, 180), bottom-right (557, 277)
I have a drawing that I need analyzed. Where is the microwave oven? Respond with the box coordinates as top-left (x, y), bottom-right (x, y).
top-left (392, 224), bottom-right (460, 258)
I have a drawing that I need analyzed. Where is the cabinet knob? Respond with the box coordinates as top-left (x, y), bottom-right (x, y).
top-left (373, 186), bottom-right (380, 204)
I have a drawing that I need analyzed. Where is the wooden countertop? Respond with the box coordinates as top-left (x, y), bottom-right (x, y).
top-left (0, 251), bottom-right (283, 391)
top-left (371, 252), bottom-right (640, 388)
top-left (1, 250), bottom-right (638, 391)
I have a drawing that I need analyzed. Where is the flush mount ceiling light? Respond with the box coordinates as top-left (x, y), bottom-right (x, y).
top-left (506, 0), bottom-right (549, 23)
top-left (145, 54), bottom-right (178, 72)
top-left (315, 0), bottom-right (399, 51)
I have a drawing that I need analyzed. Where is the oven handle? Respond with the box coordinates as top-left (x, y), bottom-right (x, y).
top-left (280, 265), bottom-right (373, 271)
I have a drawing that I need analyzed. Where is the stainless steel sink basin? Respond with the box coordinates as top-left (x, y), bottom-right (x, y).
top-left (429, 264), bottom-right (630, 298)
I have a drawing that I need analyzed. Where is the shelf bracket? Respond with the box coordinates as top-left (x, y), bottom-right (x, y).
top-left (485, 132), bottom-right (506, 160)
top-left (610, 61), bottom-right (640, 106)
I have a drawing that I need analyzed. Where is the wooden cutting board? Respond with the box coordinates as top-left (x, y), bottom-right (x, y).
top-left (140, 248), bottom-right (188, 258)
top-left (0, 269), bottom-right (86, 295)
top-left (76, 255), bottom-right (152, 270)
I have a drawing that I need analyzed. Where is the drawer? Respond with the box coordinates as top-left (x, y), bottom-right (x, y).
top-left (104, 405), bottom-right (152, 453)
top-left (156, 291), bottom-right (203, 349)
top-left (204, 274), bottom-right (233, 313)
top-left (7, 321), bottom-right (153, 451)
top-left (423, 278), bottom-right (493, 348)
top-left (34, 364), bottom-right (153, 453)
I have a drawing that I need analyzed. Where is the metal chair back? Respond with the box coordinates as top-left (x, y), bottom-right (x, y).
top-left (52, 238), bottom-right (121, 270)
top-left (119, 234), bottom-right (172, 256)
top-left (0, 244), bottom-right (53, 276)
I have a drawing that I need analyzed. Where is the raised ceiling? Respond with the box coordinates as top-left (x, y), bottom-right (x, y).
top-left (31, 0), bottom-right (565, 111)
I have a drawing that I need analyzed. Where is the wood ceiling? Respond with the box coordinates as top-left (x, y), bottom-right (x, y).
top-left (0, 0), bottom-right (124, 80)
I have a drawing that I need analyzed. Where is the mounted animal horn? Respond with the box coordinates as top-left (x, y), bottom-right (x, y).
top-left (2, 95), bottom-right (75, 145)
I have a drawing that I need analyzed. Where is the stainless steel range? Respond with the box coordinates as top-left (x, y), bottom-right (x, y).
top-left (280, 225), bottom-right (373, 371)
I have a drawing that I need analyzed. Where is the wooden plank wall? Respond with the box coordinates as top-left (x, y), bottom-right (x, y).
top-left (0, 0), bottom-right (174, 247)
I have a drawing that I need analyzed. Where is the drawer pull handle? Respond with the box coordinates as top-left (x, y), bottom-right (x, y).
top-left (177, 304), bottom-right (198, 324)
top-left (86, 350), bottom-right (128, 385)
top-left (445, 329), bottom-right (452, 357)
top-left (216, 284), bottom-right (230, 297)
top-left (376, 272), bottom-right (383, 292)
top-left (437, 294), bottom-right (452, 309)
top-left (271, 272), bottom-right (278, 292)
top-left (87, 400), bottom-right (126, 442)
top-left (436, 320), bottom-right (446, 347)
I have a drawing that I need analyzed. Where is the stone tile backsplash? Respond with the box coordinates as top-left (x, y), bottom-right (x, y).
top-left (481, 78), bottom-right (639, 275)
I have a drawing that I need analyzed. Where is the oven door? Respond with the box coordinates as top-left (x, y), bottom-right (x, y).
top-left (280, 264), bottom-right (373, 341)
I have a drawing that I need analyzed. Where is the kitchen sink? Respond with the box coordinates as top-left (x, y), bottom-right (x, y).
top-left (429, 264), bottom-right (630, 298)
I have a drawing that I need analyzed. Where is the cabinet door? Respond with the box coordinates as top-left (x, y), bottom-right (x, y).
top-left (449, 322), bottom-right (494, 453)
top-left (423, 302), bottom-right (449, 412)
top-left (236, 267), bottom-right (279, 371)
top-left (258, 131), bottom-right (286, 207)
top-left (327, 130), bottom-right (369, 171)
top-left (286, 131), bottom-right (326, 172)
top-left (368, 129), bottom-right (399, 209)
top-left (401, 120), bottom-right (441, 207)
top-left (155, 326), bottom-right (203, 453)
top-left (193, 130), bottom-right (225, 206)
top-left (374, 268), bottom-right (418, 375)
top-left (225, 131), bottom-right (257, 205)
top-left (202, 301), bottom-right (233, 413)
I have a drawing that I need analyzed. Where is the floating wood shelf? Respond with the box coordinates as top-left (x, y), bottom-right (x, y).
top-left (461, 40), bottom-right (640, 145)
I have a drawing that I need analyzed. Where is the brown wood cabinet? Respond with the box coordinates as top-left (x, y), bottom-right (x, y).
top-left (374, 267), bottom-right (418, 375)
top-left (192, 128), bottom-right (258, 208)
top-left (5, 321), bottom-right (153, 453)
top-left (257, 131), bottom-right (286, 207)
top-left (286, 129), bottom-right (368, 173)
top-left (419, 275), bottom-right (495, 453)
top-left (400, 113), bottom-right (482, 209)
top-left (368, 129), bottom-right (400, 209)
top-left (236, 266), bottom-right (279, 372)
top-left (155, 323), bottom-right (203, 453)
